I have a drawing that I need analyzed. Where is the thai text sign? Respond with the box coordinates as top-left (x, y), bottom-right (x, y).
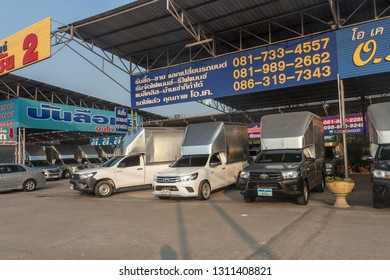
top-left (247, 123), bottom-right (261, 141)
top-left (9, 98), bottom-right (135, 134)
top-left (90, 136), bottom-right (123, 146)
top-left (0, 17), bottom-right (51, 76)
top-left (0, 99), bottom-right (18, 145)
top-left (337, 17), bottom-right (390, 79)
top-left (323, 113), bottom-right (367, 136)
top-left (131, 32), bottom-right (337, 108)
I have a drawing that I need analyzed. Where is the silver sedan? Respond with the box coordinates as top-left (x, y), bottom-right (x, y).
top-left (0, 163), bottom-right (46, 192)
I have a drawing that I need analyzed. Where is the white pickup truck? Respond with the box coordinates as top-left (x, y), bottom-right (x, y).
top-left (70, 127), bottom-right (185, 197)
top-left (153, 151), bottom-right (246, 200)
top-left (70, 154), bottom-right (171, 197)
top-left (152, 122), bottom-right (248, 200)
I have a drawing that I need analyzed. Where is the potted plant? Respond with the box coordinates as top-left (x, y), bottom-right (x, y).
top-left (325, 176), bottom-right (355, 208)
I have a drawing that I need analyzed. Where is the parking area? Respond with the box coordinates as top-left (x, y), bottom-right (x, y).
top-left (0, 173), bottom-right (389, 260)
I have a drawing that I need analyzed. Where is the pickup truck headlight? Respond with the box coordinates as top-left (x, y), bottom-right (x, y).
top-left (180, 173), bottom-right (198, 182)
top-left (240, 171), bottom-right (250, 179)
top-left (79, 172), bottom-right (97, 180)
top-left (281, 170), bottom-right (299, 179)
top-left (372, 169), bottom-right (390, 179)
top-left (153, 175), bottom-right (157, 182)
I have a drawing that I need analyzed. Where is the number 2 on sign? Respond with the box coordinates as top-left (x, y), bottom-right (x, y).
top-left (23, 33), bottom-right (39, 65)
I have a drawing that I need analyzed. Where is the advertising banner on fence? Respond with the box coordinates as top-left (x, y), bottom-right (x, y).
top-left (131, 32), bottom-right (337, 108)
top-left (337, 17), bottom-right (390, 79)
top-left (0, 17), bottom-right (51, 76)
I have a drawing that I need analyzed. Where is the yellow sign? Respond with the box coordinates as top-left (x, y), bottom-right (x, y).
top-left (0, 17), bottom-right (51, 76)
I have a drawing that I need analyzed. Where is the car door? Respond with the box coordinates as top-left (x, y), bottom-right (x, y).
top-left (115, 155), bottom-right (145, 188)
top-left (0, 165), bottom-right (8, 190)
top-left (208, 152), bottom-right (227, 190)
top-left (6, 164), bottom-right (26, 189)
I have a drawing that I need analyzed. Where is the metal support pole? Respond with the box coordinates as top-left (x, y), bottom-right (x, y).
top-left (337, 75), bottom-right (349, 178)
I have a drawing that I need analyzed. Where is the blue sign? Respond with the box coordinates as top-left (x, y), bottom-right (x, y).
top-left (14, 98), bottom-right (137, 134)
top-left (337, 18), bottom-right (390, 79)
top-left (131, 32), bottom-right (338, 108)
top-left (115, 107), bottom-right (128, 132)
top-left (90, 136), bottom-right (123, 146)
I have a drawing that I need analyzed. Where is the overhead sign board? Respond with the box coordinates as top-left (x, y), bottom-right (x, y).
top-left (0, 98), bottom-right (139, 134)
top-left (0, 17), bottom-right (51, 76)
top-left (337, 17), bottom-right (390, 79)
top-left (131, 32), bottom-right (338, 108)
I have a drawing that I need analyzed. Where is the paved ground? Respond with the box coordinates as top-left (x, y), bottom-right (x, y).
top-left (0, 174), bottom-right (389, 260)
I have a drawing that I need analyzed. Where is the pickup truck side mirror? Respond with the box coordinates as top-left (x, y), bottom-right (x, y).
top-left (306, 157), bottom-right (315, 163)
top-left (210, 162), bottom-right (221, 168)
top-left (362, 155), bottom-right (373, 163)
top-left (247, 158), bottom-right (255, 165)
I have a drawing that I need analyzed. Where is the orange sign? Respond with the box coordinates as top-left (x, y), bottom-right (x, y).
top-left (0, 17), bottom-right (51, 76)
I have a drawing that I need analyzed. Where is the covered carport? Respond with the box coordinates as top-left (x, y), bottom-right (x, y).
top-left (55, 0), bottom-right (390, 123)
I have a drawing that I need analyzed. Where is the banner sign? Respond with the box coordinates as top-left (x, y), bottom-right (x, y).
top-left (247, 123), bottom-right (261, 141)
top-left (90, 135), bottom-right (123, 146)
top-left (0, 17), bottom-right (51, 76)
top-left (0, 99), bottom-right (18, 145)
top-left (337, 17), bottom-right (390, 79)
top-left (9, 98), bottom-right (136, 134)
top-left (322, 113), bottom-right (367, 136)
top-left (115, 107), bottom-right (128, 132)
top-left (131, 32), bottom-right (337, 108)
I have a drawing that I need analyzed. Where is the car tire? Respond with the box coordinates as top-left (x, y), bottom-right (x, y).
top-left (23, 179), bottom-right (37, 191)
top-left (297, 180), bottom-right (309, 205)
top-left (315, 176), bottom-right (325, 193)
top-left (373, 198), bottom-right (384, 209)
top-left (243, 195), bottom-right (256, 203)
top-left (63, 170), bottom-right (71, 179)
top-left (94, 180), bottom-right (113, 198)
top-left (197, 181), bottom-right (211, 200)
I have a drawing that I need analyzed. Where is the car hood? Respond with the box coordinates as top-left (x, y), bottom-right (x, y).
top-left (74, 166), bottom-right (106, 174)
top-left (244, 162), bottom-right (301, 172)
top-left (157, 167), bottom-right (202, 176)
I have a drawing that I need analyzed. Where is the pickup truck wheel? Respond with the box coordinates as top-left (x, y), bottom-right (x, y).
top-left (243, 195), bottom-right (255, 203)
top-left (23, 179), bottom-right (37, 191)
top-left (373, 199), bottom-right (384, 209)
top-left (63, 170), bottom-right (71, 179)
top-left (197, 181), bottom-right (211, 200)
top-left (157, 196), bottom-right (170, 200)
top-left (296, 180), bottom-right (309, 205)
top-left (94, 181), bottom-right (113, 198)
top-left (315, 176), bottom-right (325, 193)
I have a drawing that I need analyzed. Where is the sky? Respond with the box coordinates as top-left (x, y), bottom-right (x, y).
top-left (0, 0), bottom-right (219, 117)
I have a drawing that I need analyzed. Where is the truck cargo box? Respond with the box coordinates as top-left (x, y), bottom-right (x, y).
top-left (260, 111), bottom-right (324, 159)
top-left (181, 121), bottom-right (248, 164)
top-left (114, 127), bottom-right (185, 164)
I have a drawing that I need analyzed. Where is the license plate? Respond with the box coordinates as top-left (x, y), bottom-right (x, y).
top-left (161, 189), bottom-right (171, 196)
top-left (257, 188), bottom-right (272, 197)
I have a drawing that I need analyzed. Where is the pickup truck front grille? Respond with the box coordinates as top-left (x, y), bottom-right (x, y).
top-left (156, 176), bottom-right (180, 183)
top-left (249, 172), bottom-right (283, 180)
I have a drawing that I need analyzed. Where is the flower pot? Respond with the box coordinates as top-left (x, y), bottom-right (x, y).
top-left (326, 180), bottom-right (355, 208)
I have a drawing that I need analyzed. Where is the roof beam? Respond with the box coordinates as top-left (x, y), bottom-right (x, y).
top-left (166, 0), bottom-right (214, 56)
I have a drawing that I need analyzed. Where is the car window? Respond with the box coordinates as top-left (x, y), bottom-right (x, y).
top-left (119, 155), bottom-right (140, 167)
top-left (8, 165), bottom-right (26, 173)
top-left (209, 153), bottom-right (222, 166)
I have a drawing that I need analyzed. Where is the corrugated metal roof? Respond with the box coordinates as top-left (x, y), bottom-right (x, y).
top-left (67, 0), bottom-right (389, 69)
top-left (62, 0), bottom-right (390, 122)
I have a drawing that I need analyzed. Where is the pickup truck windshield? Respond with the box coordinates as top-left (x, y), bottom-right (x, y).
top-left (171, 155), bottom-right (209, 167)
top-left (30, 160), bottom-right (52, 167)
top-left (101, 156), bottom-right (124, 167)
top-left (377, 145), bottom-right (390, 160)
top-left (255, 149), bottom-right (302, 163)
